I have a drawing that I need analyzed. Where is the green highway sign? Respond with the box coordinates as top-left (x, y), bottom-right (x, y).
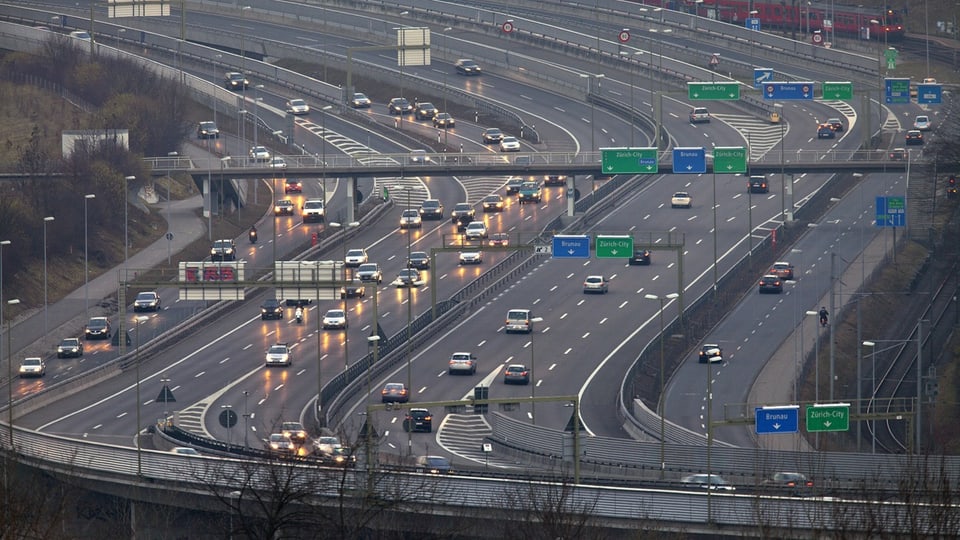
top-left (805, 404), bottom-right (850, 432)
top-left (822, 81), bottom-right (853, 100)
top-left (595, 235), bottom-right (633, 258)
top-left (688, 82), bottom-right (741, 101)
top-left (713, 146), bottom-right (747, 173)
top-left (601, 147), bottom-right (658, 174)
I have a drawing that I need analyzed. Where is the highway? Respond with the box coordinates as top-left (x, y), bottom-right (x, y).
top-left (12, 0), bottom-right (939, 475)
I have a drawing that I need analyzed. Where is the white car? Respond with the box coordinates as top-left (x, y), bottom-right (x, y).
top-left (499, 136), bottom-right (521, 152)
top-left (400, 209), bottom-right (422, 229)
top-left (670, 192), bottom-right (692, 208)
top-left (285, 98), bottom-right (310, 115)
top-left (448, 352), bottom-right (478, 375)
top-left (458, 250), bottom-right (483, 265)
top-left (913, 115), bottom-right (932, 131)
top-left (268, 157), bottom-right (287, 169)
top-left (681, 473), bottom-right (736, 491)
top-left (350, 92), bottom-right (372, 108)
top-left (410, 149), bottom-right (430, 163)
top-left (582, 275), bottom-right (609, 294)
top-left (19, 357), bottom-right (46, 378)
top-left (344, 248), bottom-right (368, 267)
top-left (322, 309), bottom-right (347, 329)
top-left (265, 343), bottom-right (291, 367)
top-left (170, 447), bottom-right (200, 455)
top-left (301, 199), bottom-right (325, 223)
top-left (464, 221), bottom-right (488, 240)
top-left (69, 30), bottom-right (92, 41)
top-left (249, 145), bottom-right (271, 162)
top-left (393, 268), bottom-right (425, 288)
top-left (357, 263), bottom-right (382, 283)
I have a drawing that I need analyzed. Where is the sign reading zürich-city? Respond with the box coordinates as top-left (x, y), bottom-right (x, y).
top-left (805, 403), bottom-right (850, 432)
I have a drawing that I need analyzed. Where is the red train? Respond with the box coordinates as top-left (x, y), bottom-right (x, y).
top-left (648, 0), bottom-right (905, 41)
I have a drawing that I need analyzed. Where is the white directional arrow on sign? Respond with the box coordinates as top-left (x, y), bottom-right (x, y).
top-left (772, 423), bottom-right (781, 430)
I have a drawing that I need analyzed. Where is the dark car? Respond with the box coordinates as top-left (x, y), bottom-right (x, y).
top-left (407, 251), bottom-right (430, 270)
top-left (274, 199), bottom-right (295, 216)
top-left (505, 178), bottom-right (524, 195)
top-left (770, 261), bottom-right (795, 280)
top-left (280, 421), bottom-right (308, 444)
top-left (544, 175), bottom-right (566, 187)
top-left (748, 176), bottom-right (769, 194)
top-left (433, 112), bottom-right (455, 128)
top-left (85, 317), bottom-right (112, 340)
top-left (56, 337), bottom-right (84, 358)
top-left (381, 382), bottom-right (409, 403)
top-left (758, 274), bottom-right (783, 294)
top-left (482, 194), bottom-right (505, 212)
top-left (905, 130), bottom-right (924, 145)
top-left (503, 364), bottom-right (530, 385)
top-left (260, 298), bottom-right (284, 320)
top-left (629, 249), bottom-right (652, 266)
top-left (284, 179), bottom-right (302, 194)
top-left (826, 118), bottom-right (844, 132)
top-left (210, 239), bottom-right (236, 262)
top-left (414, 102), bottom-right (438, 120)
top-left (454, 59), bottom-right (481, 75)
top-left (197, 121), bottom-right (220, 139)
top-left (224, 71), bottom-right (248, 90)
top-left (450, 202), bottom-right (475, 224)
top-left (699, 344), bottom-right (723, 364)
top-left (403, 408), bottom-right (433, 433)
top-left (340, 279), bottom-right (365, 299)
top-left (763, 472), bottom-right (814, 495)
top-left (482, 128), bottom-right (504, 144)
top-left (817, 123), bottom-right (835, 139)
top-left (133, 291), bottom-right (161, 312)
top-left (388, 97), bottom-right (413, 115)
top-left (518, 182), bottom-right (542, 204)
top-left (418, 199), bottom-right (444, 220)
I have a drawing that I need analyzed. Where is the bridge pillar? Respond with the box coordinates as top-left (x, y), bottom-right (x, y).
top-left (566, 176), bottom-right (576, 217)
top-left (346, 176), bottom-right (356, 223)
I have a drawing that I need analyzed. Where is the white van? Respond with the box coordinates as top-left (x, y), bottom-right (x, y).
top-left (505, 309), bottom-right (533, 334)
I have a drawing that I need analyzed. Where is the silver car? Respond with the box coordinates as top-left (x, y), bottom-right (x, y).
top-left (400, 209), bottom-right (422, 229)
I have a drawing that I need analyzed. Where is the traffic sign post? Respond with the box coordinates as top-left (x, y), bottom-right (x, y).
top-left (884, 78), bottom-right (910, 104)
top-left (822, 81), bottom-right (853, 100)
top-left (687, 82), bottom-right (740, 101)
top-left (672, 147), bottom-right (706, 174)
top-left (595, 235), bottom-right (633, 258)
top-left (875, 196), bottom-right (906, 227)
top-left (551, 235), bottom-right (590, 259)
top-left (917, 83), bottom-right (942, 104)
top-left (755, 406), bottom-right (799, 435)
top-left (600, 147), bottom-right (658, 174)
top-left (805, 403), bottom-right (850, 432)
top-left (745, 17), bottom-right (760, 31)
top-left (713, 146), bottom-right (747, 173)
top-left (884, 47), bottom-right (898, 70)
top-left (762, 82), bottom-right (815, 100)
top-left (753, 68), bottom-right (774, 89)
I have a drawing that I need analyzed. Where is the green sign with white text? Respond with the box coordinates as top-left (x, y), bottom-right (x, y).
top-left (822, 81), bottom-right (853, 100)
top-left (601, 148), bottom-right (658, 174)
top-left (713, 147), bottom-right (747, 173)
top-left (805, 404), bottom-right (850, 432)
top-left (688, 82), bottom-right (741, 100)
top-left (595, 235), bottom-right (633, 258)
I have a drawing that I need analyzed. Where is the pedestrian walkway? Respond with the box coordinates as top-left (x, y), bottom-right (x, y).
top-left (5, 142), bottom-right (217, 360)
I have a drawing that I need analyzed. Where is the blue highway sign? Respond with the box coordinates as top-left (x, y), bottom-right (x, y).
top-left (672, 147), bottom-right (706, 174)
top-left (755, 406), bottom-right (799, 435)
top-left (552, 235), bottom-right (590, 259)
top-left (884, 78), bottom-right (910, 104)
top-left (917, 84), bottom-right (942, 104)
top-left (762, 82), bottom-right (815, 100)
top-left (745, 17), bottom-right (761, 31)
top-left (753, 68), bottom-right (774, 89)
top-left (875, 196), bottom-right (906, 227)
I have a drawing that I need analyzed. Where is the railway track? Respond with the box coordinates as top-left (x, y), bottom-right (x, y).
top-left (902, 34), bottom-right (960, 71)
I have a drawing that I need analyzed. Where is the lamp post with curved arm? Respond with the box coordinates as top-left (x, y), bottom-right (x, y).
top-left (329, 221), bottom-right (360, 372)
top-left (43, 216), bottom-right (55, 335)
top-left (84, 194), bottom-right (95, 316)
top-left (6, 298), bottom-right (19, 445)
top-left (645, 292), bottom-right (678, 476)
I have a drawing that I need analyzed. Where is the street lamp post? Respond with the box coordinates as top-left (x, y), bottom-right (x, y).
top-left (393, 184), bottom-right (416, 453)
top-left (645, 292), bottom-right (678, 476)
top-left (366, 334), bottom-right (380, 469)
top-left (123, 176), bottom-right (134, 272)
top-left (212, 54), bottom-right (222, 128)
top-left (0, 239), bottom-right (10, 367)
top-left (320, 105), bottom-right (333, 200)
top-left (134, 315), bottom-right (149, 478)
top-left (6, 298), bottom-right (19, 445)
top-left (529, 317), bottom-right (544, 423)
top-left (619, 51), bottom-right (644, 147)
top-left (84, 194), bottom-right (95, 316)
top-left (441, 27), bottom-right (453, 148)
top-left (253, 84), bottom-right (264, 150)
top-left (744, 130), bottom-right (753, 267)
top-left (42, 216), bottom-right (55, 335)
top-left (330, 221), bottom-right (360, 372)
top-left (579, 73), bottom-right (605, 151)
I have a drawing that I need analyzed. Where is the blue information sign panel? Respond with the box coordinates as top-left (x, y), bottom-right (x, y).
top-left (755, 406), bottom-right (799, 435)
top-left (875, 196), bottom-right (906, 227)
top-left (762, 82), bottom-right (815, 100)
top-left (884, 78), bottom-right (911, 104)
top-left (672, 147), bottom-right (706, 174)
top-left (552, 235), bottom-right (590, 258)
top-left (753, 68), bottom-right (774, 89)
top-left (745, 17), bottom-right (761, 30)
top-left (917, 84), bottom-right (942, 104)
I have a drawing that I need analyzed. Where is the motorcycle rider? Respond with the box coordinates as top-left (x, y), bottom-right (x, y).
top-left (819, 306), bottom-right (829, 326)
top-left (249, 225), bottom-right (258, 243)
top-left (295, 305), bottom-right (303, 323)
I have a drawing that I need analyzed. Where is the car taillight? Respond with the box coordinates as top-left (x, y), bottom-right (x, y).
top-left (805, 481), bottom-right (814, 487)
top-left (787, 481), bottom-right (796, 487)
top-left (424, 416), bottom-right (432, 421)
